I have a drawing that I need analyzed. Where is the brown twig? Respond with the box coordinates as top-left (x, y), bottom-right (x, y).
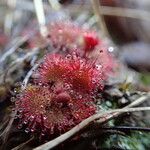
top-left (66, 4), bottom-right (150, 22)
top-left (22, 63), bottom-right (39, 90)
top-left (90, 0), bottom-right (110, 38)
top-left (101, 6), bottom-right (150, 22)
top-left (0, 109), bottom-right (17, 143)
top-left (96, 92), bottom-right (150, 124)
top-left (12, 136), bottom-right (34, 150)
top-left (101, 126), bottom-right (150, 132)
top-left (34, 106), bottom-right (150, 150)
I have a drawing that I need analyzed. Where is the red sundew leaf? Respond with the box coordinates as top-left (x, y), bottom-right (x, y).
top-left (37, 53), bottom-right (104, 99)
top-left (83, 32), bottom-right (99, 52)
top-left (15, 85), bottom-right (96, 137)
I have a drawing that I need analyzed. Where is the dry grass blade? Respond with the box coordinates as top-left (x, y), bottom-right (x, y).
top-left (33, 0), bottom-right (47, 37)
top-left (101, 6), bottom-right (150, 22)
top-left (0, 110), bottom-right (17, 143)
top-left (22, 63), bottom-right (39, 90)
top-left (101, 126), bottom-right (150, 132)
top-left (67, 4), bottom-right (150, 22)
top-left (96, 92), bottom-right (150, 123)
top-left (90, 0), bottom-right (110, 38)
top-left (12, 136), bottom-right (34, 150)
top-left (48, 0), bottom-right (61, 10)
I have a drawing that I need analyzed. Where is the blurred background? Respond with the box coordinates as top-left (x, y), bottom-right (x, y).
top-left (0, 0), bottom-right (150, 89)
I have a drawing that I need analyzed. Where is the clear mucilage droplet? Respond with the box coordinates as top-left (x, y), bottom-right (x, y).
top-left (11, 97), bottom-right (16, 102)
top-left (18, 108), bottom-right (23, 113)
top-left (79, 95), bottom-right (82, 99)
top-left (18, 124), bottom-right (23, 129)
top-left (95, 64), bottom-right (102, 70)
top-left (108, 47), bottom-right (114, 52)
top-left (25, 128), bottom-right (30, 133)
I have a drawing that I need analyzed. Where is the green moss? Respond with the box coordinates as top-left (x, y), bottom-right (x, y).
top-left (101, 132), bottom-right (150, 150)
top-left (140, 73), bottom-right (150, 86)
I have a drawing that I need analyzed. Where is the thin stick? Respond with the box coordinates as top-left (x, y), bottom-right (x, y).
top-left (33, 0), bottom-right (48, 37)
top-left (22, 63), bottom-right (39, 90)
top-left (101, 126), bottom-right (150, 132)
top-left (90, 0), bottom-right (109, 38)
top-left (66, 4), bottom-right (150, 22)
top-left (0, 117), bottom-right (9, 131)
top-left (34, 106), bottom-right (150, 150)
top-left (0, 110), bottom-right (17, 143)
top-left (4, 0), bottom-right (16, 35)
top-left (96, 93), bottom-right (150, 123)
top-left (127, 93), bottom-right (150, 108)
top-left (22, 55), bottom-right (44, 90)
top-left (48, 0), bottom-right (61, 10)
top-left (101, 6), bottom-right (150, 22)
top-left (12, 136), bottom-right (34, 150)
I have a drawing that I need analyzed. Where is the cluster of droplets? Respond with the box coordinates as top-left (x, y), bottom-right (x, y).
top-left (37, 53), bottom-right (104, 99)
top-left (15, 21), bottom-right (115, 139)
top-left (15, 82), bottom-right (96, 137)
